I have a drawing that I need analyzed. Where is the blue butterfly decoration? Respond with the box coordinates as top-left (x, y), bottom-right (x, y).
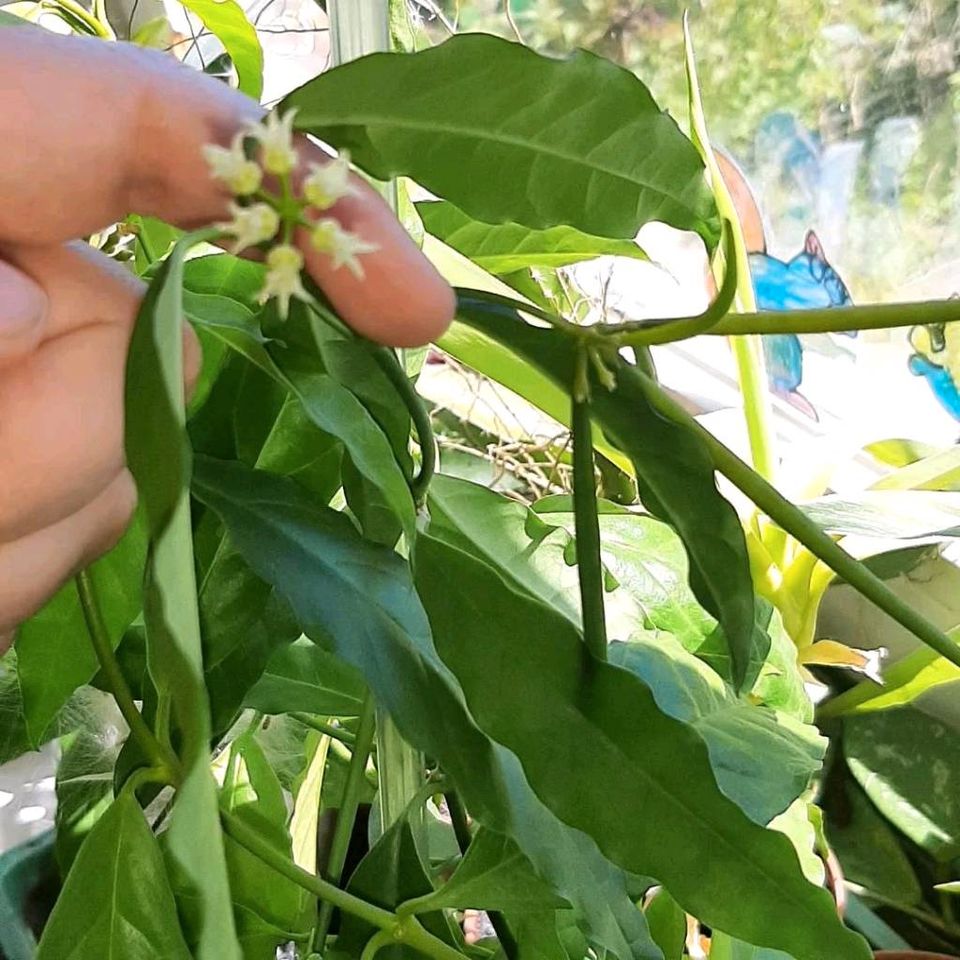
top-left (748, 231), bottom-right (854, 419)
top-left (907, 314), bottom-right (960, 422)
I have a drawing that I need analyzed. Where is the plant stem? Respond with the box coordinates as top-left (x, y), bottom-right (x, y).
top-left (75, 571), bottom-right (180, 783)
top-left (571, 352), bottom-right (608, 660)
top-left (293, 713), bottom-right (357, 746)
top-left (313, 693), bottom-right (377, 952)
top-left (728, 335), bottom-right (778, 482)
top-left (221, 809), bottom-right (464, 960)
top-left (636, 373), bottom-right (960, 672)
top-left (371, 345), bottom-right (436, 505)
top-left (445, 792), bottom-right (519, 960)
top-left (711, 297), bottom-right (960, 336)
top-left (49, 0), bottom-right (113, 36)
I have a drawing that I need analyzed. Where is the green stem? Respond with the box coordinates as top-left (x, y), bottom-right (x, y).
top-left (75, 571), bottom-right (180, 783)
top-left (729, 335), bottom-right (778, 482)
top-left (48, 0), bottom-right (113, 36)
top-left (371, 346), bottom-right (436, 505)
top-left (711, 297), bottom-right (960, 337)
top-left (571, 352), bottom-right (608, 660)
top-left (220, 809), bottom-right (464, 960)
top-left (360, 930), bottom-right (393, 960)
top-left (636, 373), bottom-right (960, 672)
top-left (293, 713), bottom-right (357, 746)
top-left (445, 793), bottom-right (519, 960)
top-left (313, 693), bottom-right (378, 953)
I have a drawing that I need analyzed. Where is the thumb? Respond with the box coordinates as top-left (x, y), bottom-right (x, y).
top-left (0, 258), bottom-right (48, 366)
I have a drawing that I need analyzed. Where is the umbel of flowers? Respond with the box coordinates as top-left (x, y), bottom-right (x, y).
top-left (203, 109), bottom-right (378, 318)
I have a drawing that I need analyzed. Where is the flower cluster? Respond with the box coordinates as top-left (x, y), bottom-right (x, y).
top-left (202, 109), bottom-right (378, 318)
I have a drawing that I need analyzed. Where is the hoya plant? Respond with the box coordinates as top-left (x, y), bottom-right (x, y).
top-left (2, 3), bottom-right (960, 960)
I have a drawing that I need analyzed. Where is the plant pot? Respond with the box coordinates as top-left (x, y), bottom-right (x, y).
top-left (0, 831), bottom-right (56, 960)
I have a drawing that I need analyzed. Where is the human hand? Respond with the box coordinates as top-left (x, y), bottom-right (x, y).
top-left (0, 28), bottom-right (455, 649)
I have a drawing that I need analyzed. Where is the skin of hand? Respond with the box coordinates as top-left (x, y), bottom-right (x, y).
top-left (0, 28), bottom-right (455, 651)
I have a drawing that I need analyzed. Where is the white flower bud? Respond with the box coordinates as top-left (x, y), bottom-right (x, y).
top-left (310, 218), bottom-right (379, 279)
top-left (219, 202), bottom-right (281, 254)
top-left (303, 152), bottom-right (358, 210)
top-left (246, 109), bottom-right (299, 177)
top-left (260, 243), bottom-right (309, 319)
top-left (202, 133), bottom-right (262, 196)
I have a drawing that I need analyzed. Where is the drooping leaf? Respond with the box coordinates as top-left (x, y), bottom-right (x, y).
top-left (220, 733), bottom-right (315, 959)
top-left (405, 828), bottom-right (569, 913)
top-left (844, 706), bottom-right (960, 862)
top-left (414, 532), bottom-right (869, 960)
top-left (418, 200), bottom-right (650, 274)
top-left (455, 298), bottom-right (762, 690)
top-left (290, 732), bottom-right (330, 873)
top-left (36, 792), bottom-right (193, 960)
top-left (244, 637), bottom-right (366, 717)
top-left (192, 456), bottom-right (663, 960)
top-left (282, 34), bottom-right (719, 244)
top-left (124, 235), bottom-right (241, 958)
top-left (14, 518), bottom-right (146, 746)
top-left (54, 689), bottom-right (126, 876)
top-left (177, 0), bottom-right (263, 98)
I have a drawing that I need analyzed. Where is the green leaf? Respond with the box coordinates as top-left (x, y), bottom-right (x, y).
top-left (54, 690), bottom-right (126, 876)
top-left (14, 518), bottom-right (146, 745)
top-left (455, 298), bottom-right (762, 691)
top-left (825, 781), bottom-right (922, 906)
top-left (709, 932), bottom-right (793, 960)
top-left (192, 456), bottom-right (662, 960)
top-left (418, 200), bottom-right (650, 273)
top-left (178, 0), bottom-right (263, 99)
top-left (290, 732), bottom-right (330, 873)
top-left (610, 636), bottom-right (824, 824)
top-left (282, 34), bottom-right (718, 244)
top-left (405, 827), bottom-right (569, 913)
top-left (414, 533), bottom-right (869, 960)
top-left (335, 808), bottom-right (456, 960)
top-left (125, 235), bottom-right (240, 958)
top-left (844, 706), bottom-right (960, 862)
top-left (245, 637), bottom-right (365, 716)
top-left (643, 890), bottom-right (685, 960)
top-left (936, 881), bottom-right (960, 894)
top-left (36, 792), bottom-right (193, 960)
top-left (428, 476), bottom-right (821, 823)
top-left (801, 491), bottom-right (960, 539)
top-left (220, 734), bottom-right (315, 959)
top-left (870, 444), bottom-right (960, 491)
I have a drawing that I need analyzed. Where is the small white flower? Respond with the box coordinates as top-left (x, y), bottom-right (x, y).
top-left (219, 202), bottom-right (281, 253)
top-left (202, 134), bottom-right (262, 196)
top-left (303, 152), bottom-right (359, 210)
top-left (260, 243), bottom-right (309, 319)
top-left (247, 109), bottom-right (299, 176)
top-left (310, 218), bottom-right (379, 279)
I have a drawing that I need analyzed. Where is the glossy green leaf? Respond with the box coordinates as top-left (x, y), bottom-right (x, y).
top-left (54, 690), bottom-right (126, 876)
top-left (192, 456), bottom-right (662, 960)
top-left (283, 34), bottom-right (718, 244)
top-left (418, 200), bottom-right (650, 273)
top-left (801, 491), bottom-right (960, 539)
top-left (15, 518), bottom-right (146, 745)
top-left (406, 828), bottom-right (569, 913)
top-left (643, 890), bottom-right (685, 960)
top-left (415, 533), bottom-right (868, 960)
top-left (178, 0), bottom-right (263, 98)
top-left (125, 236), bottom-right (240, 958)
top-left (455, 298), bottom-right (762, 691)
top-left (825, 781), bottom-right (922, 906)
top-left (750, 603), bottom-right (813, 723)
top-left (845, 706), bottom-right (960, 862)
top-left (244, 637), bottom-right (366, 716)
top-left (36, 792), bottom-right (193, 960)
top-left (220, 733), bottom-right (315, 959)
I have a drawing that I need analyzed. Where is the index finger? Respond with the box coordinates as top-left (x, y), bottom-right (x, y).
top-left (0, 29), bottom-right (453, 344)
